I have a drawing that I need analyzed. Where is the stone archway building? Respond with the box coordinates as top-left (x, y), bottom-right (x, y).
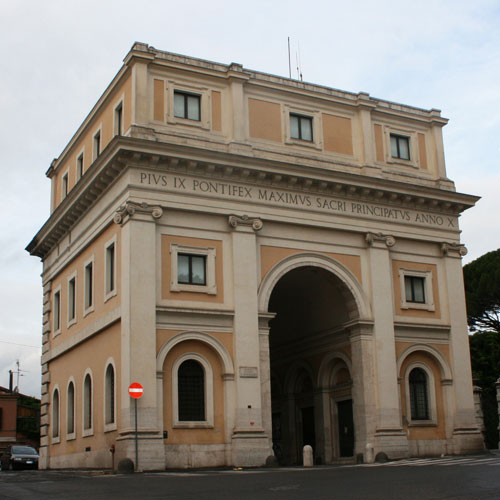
top-left (27, 43), bottom-right (483, 470)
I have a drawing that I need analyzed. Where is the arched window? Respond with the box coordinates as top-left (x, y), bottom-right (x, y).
top-left (67, 381), bottom-right (75, 436)
top-left (409, 367), bottom-right (429, 420)
top-left (83, 373), bottom-right (93, 433)
top-left (52, 388), bottom-right (60, 440)
top-left (105, 363), bottom-right (115, 426)
top-left (178, 359), bottom-right (205, 421)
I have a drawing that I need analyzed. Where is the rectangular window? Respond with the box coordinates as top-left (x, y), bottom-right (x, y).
top-left (68, 277), bottom-right (76, 322)
top-left (106, 243), bottom-right (115, 294)
top-left (115, 103), bottom-right (123, 135)
top-left (174, 91), bottom-right (200, 121)
top-left (54, 290), bottom-right (61, 332)
top-left (84, 261), bottom-right (93, 310)
top-left (290, 113), bottom-right (313, 141)
top-left (62, 173), bottom-right (68, 199)
top-left (178, 254), bottom-right (206, 285)
top-left (93, 131), bottom-right (101, 160)
top-left (390, 134), bottom-right (410, 160)
top-left (77, 154), bottom-right (84, 180)
top-left (405, 276), bottom-right (426, 303)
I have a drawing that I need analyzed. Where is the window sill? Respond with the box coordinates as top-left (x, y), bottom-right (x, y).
top-left (66, 433), bottom-right (76, 441)
top-left (104, 423), bottom-right (117, 433)
top-left (173, 422), bottom-right (214, 429)
top-left (67, 318), bottom-right (77, 329)
top-left (408, 420), bottom-right (437, 427)
top-left (83, 306), bottom-right (94, 318)
top-left (52, 329), bottom-right (62, 338)
top-left (82, 428), bottom-right (94, 437)
top-left (401, 302), bottom-right (435, 312)
top-left (104, 289), bottom-right (117, 303)
top-left (170, 283), bottom-right (217, 295)
top-left (51, 436), bottom-right (60, 444)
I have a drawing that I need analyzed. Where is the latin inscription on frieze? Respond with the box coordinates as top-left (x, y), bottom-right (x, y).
top-left (138, 172), bottom-right (456, 228)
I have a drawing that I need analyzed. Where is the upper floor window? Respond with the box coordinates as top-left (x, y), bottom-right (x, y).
top-left (62, 173), bottom-right (68, 199)
top-left (105, 239), bottom-right (117, 300)
top-left (93, 130), bottom-right (101, 160)
top-left (178, 254), bottom-right (206, 286)
top-left (409, 368), bottom-right (429, 420)
top-left (390, 133), bottom-right (410, 160)
top-left (84, 260), bottom-right (94, 313)
top-left (174, 91), bottom-right (200, 121)
top-left (68, 275), bottom-right (76, 325)
top-left (405, 275), bottom-right (425, 304)
top-left (53, 289), bottom-right (61, 334)
top-left (114, 102), bottom-right (123, 135)
top-left (290, 113), bottom-right (313, 142)
top-left (77, 153), bottom-right (84, 180)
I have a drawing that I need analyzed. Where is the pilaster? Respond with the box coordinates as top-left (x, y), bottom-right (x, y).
top-left (365, 232), bottom-right (408, 458)
top-left (115, 201), bottom-right (165, 470)
top-left (440, 243), bottom-right (484, 453)
top-left (229, 215), bottom-right (272, 466)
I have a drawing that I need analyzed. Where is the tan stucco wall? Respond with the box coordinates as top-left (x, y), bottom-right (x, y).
top-left (260, 245), bottom-right (362, 284)
top-left (248, 98), bottom-right (282, 142)
top-left (392, 260), bottom-right (441, 319)
top-left (161, 235), bottom-right (224, 303)
top-left (154, 79), bottom-right (164, 121)
top-left (212, 91), bottom-right (222, 132)
top-left (322, 114), bottom-right (353, 156)
top-left (53, 72), bottom-right (132, 208)
top-left (50, 224), bottom-right (121, 349)
top-left (374, 124), bottom-right (384, 162)
top-left (418, 133), bottom-right (428, 170)
top-left (160, 339), bottom-right (226, 445)
top-left (47, 322), bottom-right (121, 457)
top-left (398, 350), bottom-right (446, 440)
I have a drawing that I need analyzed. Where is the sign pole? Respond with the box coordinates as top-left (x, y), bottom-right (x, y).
top-left (128, 382), bottom-right (143, 472)
top-left (134, 398), bottom-right (138, 471)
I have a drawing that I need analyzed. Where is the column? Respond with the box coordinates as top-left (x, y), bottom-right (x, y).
top-left (441, 243), bottom-right (484, 453)
top-left (365, 232), bottom-right (408, 458)
top-left (115, 201), bottom-right (165, 470)
top-left (229, 215), bottom-right (272, 466)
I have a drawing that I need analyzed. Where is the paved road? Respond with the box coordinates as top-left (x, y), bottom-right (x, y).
top-left (1, 454), bottom-right (500, 500)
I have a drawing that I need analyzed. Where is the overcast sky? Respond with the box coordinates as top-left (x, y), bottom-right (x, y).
top-left (1, 0), bottom-right (499, 398)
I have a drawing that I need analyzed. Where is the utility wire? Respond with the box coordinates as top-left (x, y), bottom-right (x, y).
top-left (0, 340), bottom-right (40, 349)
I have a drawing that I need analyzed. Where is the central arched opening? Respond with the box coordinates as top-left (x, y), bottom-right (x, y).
top-left (268, 264), bottom-right (357, 464)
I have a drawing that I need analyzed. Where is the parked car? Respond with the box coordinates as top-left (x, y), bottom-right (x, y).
top-left (0, 445), bottom-right (39, 470)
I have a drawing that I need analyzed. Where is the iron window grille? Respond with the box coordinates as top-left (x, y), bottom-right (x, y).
top-left (178, 360), bottom-right (205, 421)
top-left (409, 368), bottom-right (429, 420)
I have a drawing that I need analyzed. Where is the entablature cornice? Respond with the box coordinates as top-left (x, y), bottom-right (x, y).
top-left (27, 136), bottom-right (478, 260)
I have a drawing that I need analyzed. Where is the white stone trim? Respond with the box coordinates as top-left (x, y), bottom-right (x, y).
top-left (51, 385), bottom-right (60, 444)
top-left (104, 235), bottom-right (118, 302)
top-left (67, 270), bottom-right (77, 328)
top-left (166, 81), bottom-right (211, 130)
top-left (66, 377), bottom-right (76, 441)
top-left (103, 358), bottom-right (117, 432)
top-left (169, 243), bottom-right (216, 295)
top-left (82, 368), bottom-right (94, 437)
top-left (258, 252), bottom-right (371, 320)
top-left (383, 125), bottom-right (419, 168)
top-left (317, 351), bottom-right (353, 390)
top-left (283, 104), bottom-right (323, 150)
top-left (52, 285), bottom-right (62, 337)
top-left (396, 343), bottom-right (452, 381)
top-left (404, 362), bottom-right (437, 426)
top-left (172, 352), bottom-right (214, 428)
top-left (83, 255), bottom-right (95, 317)
top-left (398, 268), bottom-right (435, 311)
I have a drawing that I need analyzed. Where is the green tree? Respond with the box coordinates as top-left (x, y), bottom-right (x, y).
top-left (464, 249), bottom-right (500, 333)
top-left (464, 249), bottom-right (500, 448)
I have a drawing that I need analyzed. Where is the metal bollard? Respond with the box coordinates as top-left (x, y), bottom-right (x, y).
top-left (303, 445), bottom-right (313, 467)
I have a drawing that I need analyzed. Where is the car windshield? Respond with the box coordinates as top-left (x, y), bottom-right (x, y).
top-left (12, 446), bottom-right (37, 455)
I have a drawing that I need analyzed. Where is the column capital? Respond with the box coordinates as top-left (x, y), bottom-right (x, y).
top-left (114, 201), bottom-right (163, 225)
top-left (441, 242), bottom-right (467, 258)
top-left (228, 214), bottom-right (263, 232)
top-left (365, 232), bottom-right (396, 248)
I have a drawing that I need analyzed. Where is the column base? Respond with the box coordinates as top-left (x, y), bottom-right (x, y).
top-left (373, 428), bottom-right (409, 460)
top-left (231, 428), bottom-right (272, 467)
top-left (116, 431), bottom-right (165, 471)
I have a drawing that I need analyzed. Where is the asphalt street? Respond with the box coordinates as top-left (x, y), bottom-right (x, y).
top-left (1, 454), bottom-right (500, 500)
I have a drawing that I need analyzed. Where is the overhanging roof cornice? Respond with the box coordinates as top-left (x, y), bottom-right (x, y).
top-left (27, 135), bottom-right (479, 260)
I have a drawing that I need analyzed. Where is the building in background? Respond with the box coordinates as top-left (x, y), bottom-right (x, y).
top-left (27, 43), bottom-right (484, 470)
top-left (0, 386), bottom-right (40, 453)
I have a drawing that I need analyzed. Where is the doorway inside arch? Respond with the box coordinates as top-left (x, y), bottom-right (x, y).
top-left (268, 265), bottom-right (356, 464)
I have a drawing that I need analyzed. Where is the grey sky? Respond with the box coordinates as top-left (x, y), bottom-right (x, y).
top-left (1, 0), bottom-right (499, 397)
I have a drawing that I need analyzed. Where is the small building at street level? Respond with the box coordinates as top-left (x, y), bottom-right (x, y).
top-left (27, 43), bottom-right (484, 470)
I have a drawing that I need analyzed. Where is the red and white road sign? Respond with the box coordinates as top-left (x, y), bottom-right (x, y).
top-left (128, 382), bottom-right (144, 399)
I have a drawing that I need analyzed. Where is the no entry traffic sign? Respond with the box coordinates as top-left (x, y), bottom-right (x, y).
top-left (128, 382), bottom-right (144, 399)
